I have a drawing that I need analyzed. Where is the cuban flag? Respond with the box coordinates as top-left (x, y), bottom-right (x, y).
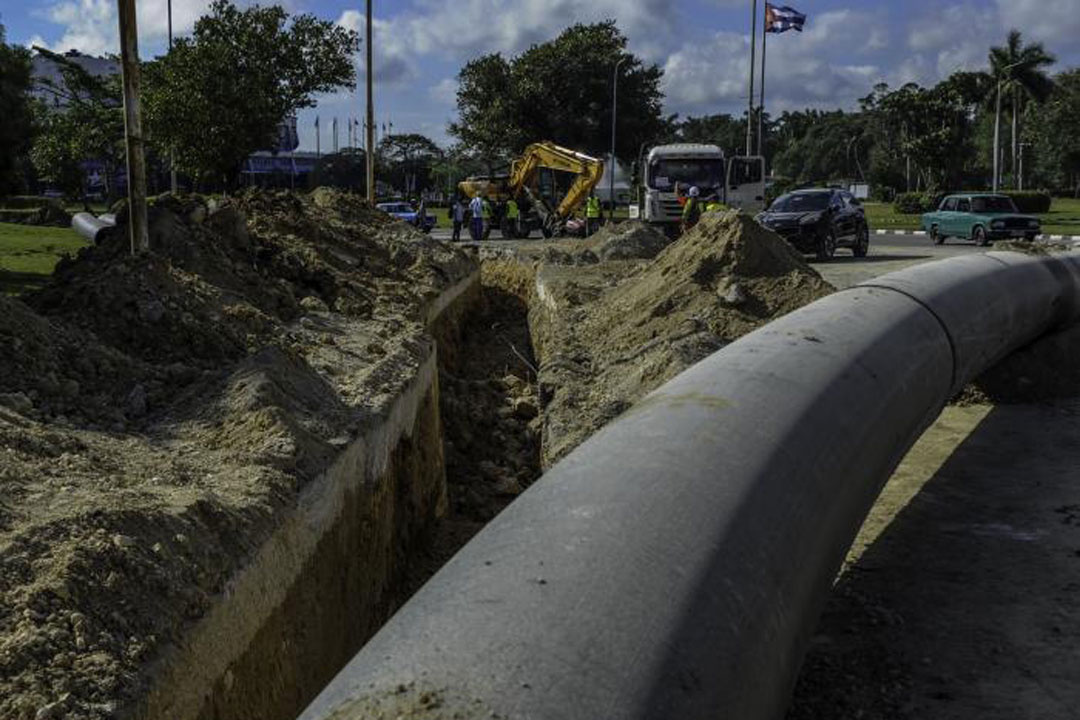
top-left (765, 3), bottom-right (806, 33)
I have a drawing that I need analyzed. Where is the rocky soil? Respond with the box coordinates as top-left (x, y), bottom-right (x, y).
top-left (0, 189), bottom-right (473, 720)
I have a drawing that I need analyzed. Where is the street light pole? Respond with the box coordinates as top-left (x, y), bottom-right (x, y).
top-left (365, 0), bottom-right (375, 205)
top-left (746, 0), bottom-right (757, 156)
top-left (609, 56), bottom-right (627, 224)
top-left (167, 0), bottom-right (176, 194)
top-left (993, 60), bottom-right (1022, 194)
top-left (993, 80), bottom-right (1002, 193)
top-left (116, 0), bottom-right (148, 254)
top-left (1018, 142), bottom-right (1030, 191)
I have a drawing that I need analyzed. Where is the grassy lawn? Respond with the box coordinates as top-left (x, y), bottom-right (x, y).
top-left (0, 222), bottom-right (88, 295)
top-left (864, 197), bottom-right (1080, 236)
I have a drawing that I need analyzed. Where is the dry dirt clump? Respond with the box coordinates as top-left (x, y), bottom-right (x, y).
top-left (531, 211), bottom-right (834, 466)
top-left (0, 189), bottom-right (475, 720)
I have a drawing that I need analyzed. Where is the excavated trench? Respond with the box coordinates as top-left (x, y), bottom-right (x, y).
top-left (154, 263), bottom-right (544, 720)
top-left (405, 261), bottom-right (542, 596)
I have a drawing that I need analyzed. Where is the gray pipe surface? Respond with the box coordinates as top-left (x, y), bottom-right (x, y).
top-left (71, 212), bottom-right (112, 244)
top-left (299, 250), bottom-right (1080, 720)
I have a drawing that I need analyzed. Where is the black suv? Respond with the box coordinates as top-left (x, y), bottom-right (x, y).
top-left (757, 189), bottom-right (870, 260)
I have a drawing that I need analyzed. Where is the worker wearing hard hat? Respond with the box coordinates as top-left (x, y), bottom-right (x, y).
top-left (681, 186), bottom-right (702, 234)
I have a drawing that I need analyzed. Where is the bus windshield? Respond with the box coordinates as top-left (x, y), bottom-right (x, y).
top-left (648, 159), bottom-right (725, 192)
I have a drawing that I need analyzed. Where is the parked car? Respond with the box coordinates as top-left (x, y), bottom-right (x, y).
top-left (757, 188), bottom-right (870, 260)
top-left (375, 202), bottom-right (435, 233)
top-left (921, 194), bottom-right (1040, 246)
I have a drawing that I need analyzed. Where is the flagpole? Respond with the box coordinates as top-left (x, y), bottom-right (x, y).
top-left (746, 0), bottom-right (757, 156)
top-left (757, 5), bottom-right (767, 159)
top-left (316, 117), bottom-right (321, 159)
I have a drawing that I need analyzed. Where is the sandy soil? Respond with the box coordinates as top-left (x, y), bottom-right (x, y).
top-left (0, 189), bottom-right (474, 720)
top-left (529, 211), bottom-right (834, 466)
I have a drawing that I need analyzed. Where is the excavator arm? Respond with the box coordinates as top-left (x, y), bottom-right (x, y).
top-left (508, 142), bottom-right (604, 234)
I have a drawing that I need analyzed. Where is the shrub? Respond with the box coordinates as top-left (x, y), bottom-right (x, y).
top-left (0, 195), bottom-right (53, 210)
top-left (893, 191), bottom-right (947, 214)
top-left (894, 192), bottom-right (930, 214)
top-left (1001, 191), bottom-right (1052, 213)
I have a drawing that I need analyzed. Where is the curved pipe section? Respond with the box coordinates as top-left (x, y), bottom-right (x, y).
top-left (71, 212), bottom-right (114, 244)
top-left (299, 250), bottom-right (1080, 720)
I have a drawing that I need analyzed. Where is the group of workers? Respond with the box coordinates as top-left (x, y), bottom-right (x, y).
top-left (449, 194), bottom-right (523, 241)
top-left (444, 186), bottom-right (714, 242)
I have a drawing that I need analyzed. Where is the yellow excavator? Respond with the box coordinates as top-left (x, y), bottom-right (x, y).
top-left (458, 142), bottom-right (604, 238)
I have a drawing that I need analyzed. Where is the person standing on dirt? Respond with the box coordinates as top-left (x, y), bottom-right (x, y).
top-left (481, 196), bottom-right (493, 240)
top-left (585, 192), bottom-right (601, 236)
top-left (450, 197), bottom-right (465, 242)
top-left (416, 197), bottom-right (427, 229)
top-left (469, 194), bottom-right (484, 241)
top-left (681, 186), bottom-right (702, 234)
top-left (506, 196), bottom-right (520, 238)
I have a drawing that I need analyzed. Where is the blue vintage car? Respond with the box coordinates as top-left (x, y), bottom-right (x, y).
top-left (376, 202), bottom-right (435, 233)
top-left (920, 194), bottom-right (1040, 246)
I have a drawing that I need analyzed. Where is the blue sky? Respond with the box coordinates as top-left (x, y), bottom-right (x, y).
top-left (3, 0), bottom-right (1079, 151)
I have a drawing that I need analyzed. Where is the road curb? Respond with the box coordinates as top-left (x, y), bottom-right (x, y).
top-left (874, 228), bottom-right (1079, 242)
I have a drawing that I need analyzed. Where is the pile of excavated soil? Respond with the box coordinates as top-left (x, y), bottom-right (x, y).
top-left (0, 189), bottom-right (474, 720)
top-left (524, 221), bottom-right (672, 267)
top-left (531, 211), bottom-right (834, 466)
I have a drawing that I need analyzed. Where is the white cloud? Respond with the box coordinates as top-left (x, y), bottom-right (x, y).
top-left (661, 11), bottom-right (889, 116)
top-left (995, 0), bottom-right (1080, 47)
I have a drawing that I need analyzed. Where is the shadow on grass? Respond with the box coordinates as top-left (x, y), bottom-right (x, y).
top-left (0, 269), bottom-right (50, 295)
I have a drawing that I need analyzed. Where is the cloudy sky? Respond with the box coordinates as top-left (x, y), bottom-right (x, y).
top-left (3, 0), bottom-right (1079, 151)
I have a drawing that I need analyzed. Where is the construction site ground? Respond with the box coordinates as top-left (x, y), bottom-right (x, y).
top-left (458, 222), bottom-right (1080, 719)
top-left (2, 198), bottom-right (1079, 720)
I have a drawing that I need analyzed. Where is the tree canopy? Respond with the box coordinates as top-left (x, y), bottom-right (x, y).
top-left (29, 47), bottom-right (125, 201)
top-left (0, 25), bottom-right (35, 196)
top-left (450, 21), bottom-right (665, 163)
top-left (142, 0), bottom-right (358, 187)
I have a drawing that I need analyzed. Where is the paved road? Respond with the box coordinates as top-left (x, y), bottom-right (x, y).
top-left (814, 232), bottom-right (985, 288)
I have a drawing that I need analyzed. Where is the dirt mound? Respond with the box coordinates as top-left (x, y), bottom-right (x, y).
top-left (589, 220), bottom-right (670, 261)
top-left (532, 211), bottom-right (834, 466)
top-left (0, 189), bottom-right (475, 720)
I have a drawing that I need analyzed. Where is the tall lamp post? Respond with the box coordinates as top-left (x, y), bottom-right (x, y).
top-left (167, 0), bottom-right (176, 194)
top-left (993, 60), bottom-right (1023, 193)
top-left (609, 56), bottom-right (627, 224)
top-left (365, 0), bottom-right (375, 205)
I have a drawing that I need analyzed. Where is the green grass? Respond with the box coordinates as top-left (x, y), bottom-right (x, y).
top-left (0, 222), bottom-right (88, 295)
top-left (864, 197), bottom-right (1080, 236)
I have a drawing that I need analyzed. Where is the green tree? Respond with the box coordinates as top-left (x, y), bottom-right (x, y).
top-left (1024, 69), bottom-right (1080, 194)
top-left (377, 133), bottom-right (442, 196)
top-left (29, 47), bottom-right (125, 202)
top-left (0, 25), bottom-right (35, 197)
top-left (988, 30), bottom-right (1055, 185)
top-left (450, 21), bottom-right (665, 162)
top-left (142, 0), bottom-right (358, 188)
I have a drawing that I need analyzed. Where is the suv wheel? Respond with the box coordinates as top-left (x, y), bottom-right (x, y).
top-left (815, 228), bottom-right (837, 261)
top-left (853, 224), bottom-right (870, 257)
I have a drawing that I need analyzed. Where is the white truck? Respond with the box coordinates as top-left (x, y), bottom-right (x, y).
top-left (632, 144), bottom-right (766, 235)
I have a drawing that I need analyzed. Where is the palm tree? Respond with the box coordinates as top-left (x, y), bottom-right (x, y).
top-left (988, 30), bottom-right (1055, 188)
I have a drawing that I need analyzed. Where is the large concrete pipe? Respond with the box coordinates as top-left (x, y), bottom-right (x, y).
top-left (299, 250), bottom-right (1080, 720)
top-left (71, 212), bottom-right (115, 244)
